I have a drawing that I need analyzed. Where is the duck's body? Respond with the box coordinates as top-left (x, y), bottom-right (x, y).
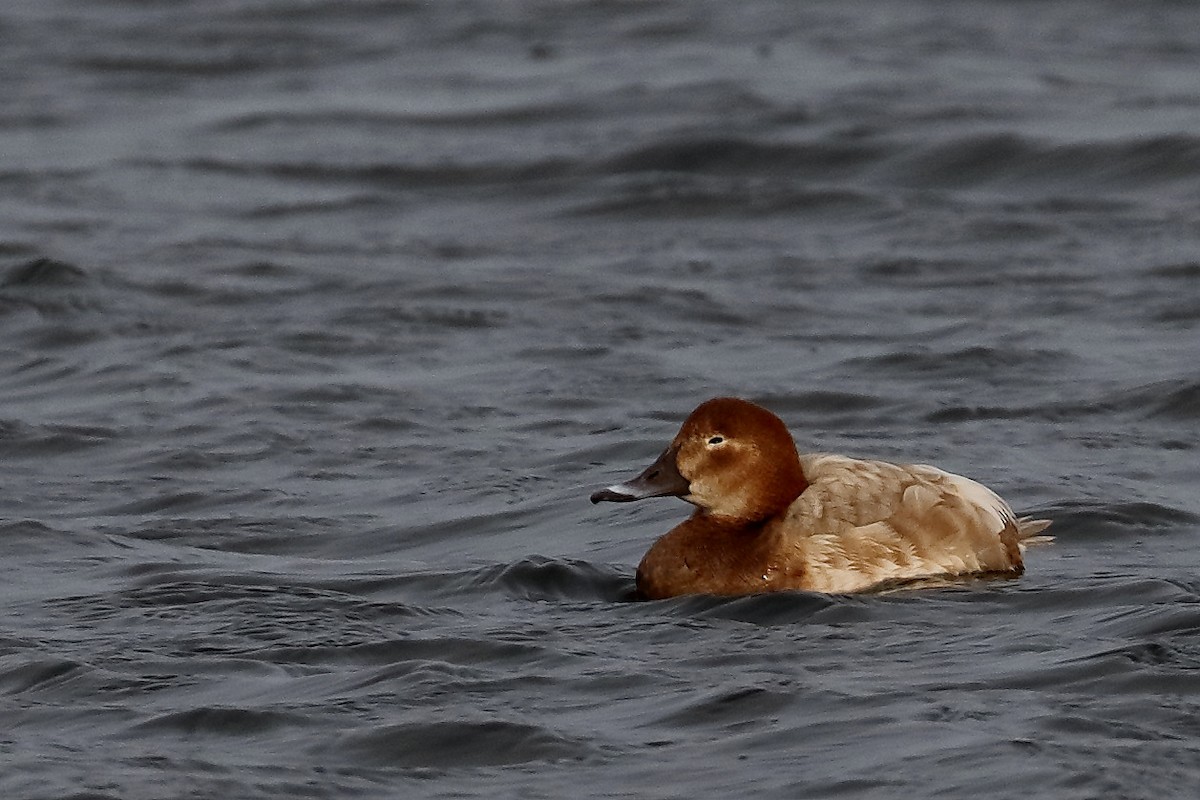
top-left (591, 397), bottom-right (1049, 599)
top-left (634, 452), bottom-right (1041, 597)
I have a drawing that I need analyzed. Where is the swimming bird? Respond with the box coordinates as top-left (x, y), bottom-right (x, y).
top-left (591, 397), bottom-right (1050, 598)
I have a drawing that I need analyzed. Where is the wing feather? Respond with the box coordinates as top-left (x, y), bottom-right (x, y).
top-left (786, 454), bottom-right (1024, 592)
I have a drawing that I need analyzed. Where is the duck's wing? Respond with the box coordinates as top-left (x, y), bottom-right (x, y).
top-left (785, 454), bottom-right (1030, 592)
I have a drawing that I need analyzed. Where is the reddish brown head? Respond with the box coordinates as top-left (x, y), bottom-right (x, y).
top-left (590, 397), bottom-right (809, 523)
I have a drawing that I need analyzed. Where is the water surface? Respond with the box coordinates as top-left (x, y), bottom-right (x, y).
top-left (3, 1), bottom-right (1200, 798)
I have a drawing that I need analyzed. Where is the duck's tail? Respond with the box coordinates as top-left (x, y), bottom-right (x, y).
top-left (1017, 516), bottom-right (1053, 546)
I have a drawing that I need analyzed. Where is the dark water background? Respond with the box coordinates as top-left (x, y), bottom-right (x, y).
top-left (3, 1), bottom-right (1200, 797)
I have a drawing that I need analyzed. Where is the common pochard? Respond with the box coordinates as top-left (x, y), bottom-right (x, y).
top-left (591, 397), bottom-right (1050, 598)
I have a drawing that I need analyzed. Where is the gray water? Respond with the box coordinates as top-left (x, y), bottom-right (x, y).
top-left (3, 1), bottom-right (1200, 798)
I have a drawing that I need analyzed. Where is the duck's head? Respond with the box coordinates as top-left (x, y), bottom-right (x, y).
top-left (590, 397), bottom-right (809, 522)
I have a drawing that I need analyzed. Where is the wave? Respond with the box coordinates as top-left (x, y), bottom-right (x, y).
top-left (332, 718), bottom-right (595, 768)
top-left (928, 378), bottom-right (1200, 423)
top-left (662, 590), bottom-right (845, 625)
top-left (0, 520), bottom-right (115, 558)
top-left (756, 390), bottom-right (887, 414)
top-left (132, 131), bottom-right (1200, 226)
top-left (1082, 640), bottom-right (1200, 672)
top-left (846, 345), bottom-right (1071, 378)
top-left (355, 557), bottom-right (635, 603)
top-left (131, 707), bottom-right (305, 737)
top-left (0, 256), bottom-right (102, 320)
top-left (566, 178), bottom-right (884, 218)
top-left (110, 555), bottom-right (633, 614)
top-left (1035, 500), bottom-right (1200, 539)
top-left (882, 132), bottom-right (1200, 191)
top-left (0, 420), bottom-right (115, 458)
top-left (1146, 262), bottom-right (1200, 280)
top-left (208, 100), bottom-right (592, 133)
top-left (482, 556), bottom-right (636, 602)
top-left (2, 257), bottom-right (89, 288)
top-left (0, 657), bottom-right (90, 696)
top-left (162, 156), bottom-right (574, 190)
top-left (583, 132), bottom-right (1200, 196)
top-left (648, 684), bottom-right (797, 728)
top-left (598, 137), bottom-right (881, 177)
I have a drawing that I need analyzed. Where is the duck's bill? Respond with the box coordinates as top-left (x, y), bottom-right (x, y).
top-left (590, 448), bottom-right (689, 504)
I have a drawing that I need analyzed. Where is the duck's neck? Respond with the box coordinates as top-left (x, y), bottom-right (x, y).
top-left (732, 461), bottom-right (809, 525)
top-left (772, 466), bottom-right (809, 512)
top-left (692, 510), bottom-right (770, 536)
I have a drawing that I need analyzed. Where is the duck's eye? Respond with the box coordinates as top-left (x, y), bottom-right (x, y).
top-left (707, 435), bottom-right (725, 446)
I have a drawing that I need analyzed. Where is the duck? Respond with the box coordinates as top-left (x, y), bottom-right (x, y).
top-left (590, 397), bottom-right (1050, 598)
